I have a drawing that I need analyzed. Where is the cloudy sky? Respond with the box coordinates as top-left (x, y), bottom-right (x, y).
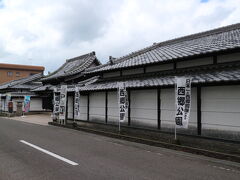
top-left (0, 0), bottom-right (240, 74)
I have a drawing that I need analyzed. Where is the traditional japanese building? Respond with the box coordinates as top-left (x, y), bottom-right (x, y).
top-left (62, 23), bottom-right (240, 141)
top-left (0, 73), bottom-right (46, 113)
top-left (33, 51), bottom-right (101, 116)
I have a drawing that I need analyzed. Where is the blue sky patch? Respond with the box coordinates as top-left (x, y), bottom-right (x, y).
top-left (201, 0), bottom-right (209, 3)
top-left (0, 0), bottom-right (4, 9)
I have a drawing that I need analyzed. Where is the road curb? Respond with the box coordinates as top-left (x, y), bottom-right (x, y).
top-left (48, 122), bottom-right (240, 163)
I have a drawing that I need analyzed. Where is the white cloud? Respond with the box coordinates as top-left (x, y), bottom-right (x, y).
top-left (0, 0), bottom-right (240, 73)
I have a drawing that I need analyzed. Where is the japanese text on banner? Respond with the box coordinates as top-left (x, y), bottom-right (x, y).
top-left (175, 77), bottom-right (191, 128)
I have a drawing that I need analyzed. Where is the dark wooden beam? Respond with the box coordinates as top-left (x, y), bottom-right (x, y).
top-left (173, 62), bottom-right (177, 70)
top-left (105, 91), bottom-right (108, 124)
top-left (197, 86), bottom-right (202, 135)
top-left (128, 89), bottom-right (131, 126)
top-left (157, 88), bottom-right (161, 129)
top-left (213, 55), bottom-right (217, 64)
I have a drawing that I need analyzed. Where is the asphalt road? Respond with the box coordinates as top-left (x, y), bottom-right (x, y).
top-left (0, 118), bottom-right (240, 180)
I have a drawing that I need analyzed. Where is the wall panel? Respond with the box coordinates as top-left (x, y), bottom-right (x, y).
top-left (130, 89), bottom-right (157, 128)
top-left (89, 92), bottom-right (105, 122)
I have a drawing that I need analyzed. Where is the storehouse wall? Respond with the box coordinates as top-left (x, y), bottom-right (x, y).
top-left (130, 89), bottom-right (158, 128)
top-left (78, 94), bottom-right (88, 121)
top-left (67, 95), bottom-right (73, 119)
top-left (107, 91), bottom-right (119, 125)
top-left (29, 98), bottom-right (44, 111)
top-left (201, 86), bottom-right (240, 139)
top-left (89, 92), bottom-right (105, 122)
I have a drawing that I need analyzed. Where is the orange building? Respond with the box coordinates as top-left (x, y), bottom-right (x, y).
top-left (0, 63), bottom-right (45, 85)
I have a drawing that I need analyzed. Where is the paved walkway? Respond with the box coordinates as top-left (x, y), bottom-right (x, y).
top-left (7, 113), bottom-right (51, 126)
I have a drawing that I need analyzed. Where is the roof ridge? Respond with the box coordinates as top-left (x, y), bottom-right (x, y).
top-left (112, 23), bottom-right (240, 65)
top-left (42, 51), bottom-right (96, 81)
top-left (66, 54), bottom-right (96, 75)
top-left (66, 51), bottom-right (95, 62)
top-left (85, 62), bottom-right (110, 72)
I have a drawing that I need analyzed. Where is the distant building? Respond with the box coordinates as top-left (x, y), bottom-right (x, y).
top-left (0, 73), bottom-right (46, 114)
top-left (0, 63), bottom-right (45, 85)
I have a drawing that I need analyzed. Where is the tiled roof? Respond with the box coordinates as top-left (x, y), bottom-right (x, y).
top-left (0, 73), bottom-right (43, 90)
top-left (41, 51), bottom-right (99, 81)
top-left (31, 84), bottom-right (55, 92)
top-left (79, 68), bottom-right (240, 91)
top-left (1, 91), bottom-right (37, 97)
top-left (86, 23), bottom-right (240, 74)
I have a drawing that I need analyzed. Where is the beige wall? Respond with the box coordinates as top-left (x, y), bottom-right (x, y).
top-left (0, 69), bottom-right (42, 85)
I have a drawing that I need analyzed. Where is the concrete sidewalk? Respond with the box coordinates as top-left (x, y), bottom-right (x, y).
top-left (7, 113), bottom-right (51, 126)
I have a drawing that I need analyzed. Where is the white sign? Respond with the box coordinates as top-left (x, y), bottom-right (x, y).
top-left (74, 87), bottom-right (81, 120)
top-left (53, 88), bottom-right (60, 121)
top-left (118, 82), bottom-right (128, 122)
top-left (175, 77), bottom-right (191, 128)
top-left (59, 85), bottom-right (67, 124)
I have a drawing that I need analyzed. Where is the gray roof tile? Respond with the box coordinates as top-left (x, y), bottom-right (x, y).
top-left (42, 51), bottom-right (98, 81)
top-left (86, 23), bottom-right (240, 74)
top-left (80, 68), bottom-right (240, 91)
top-left (0, 73), bottom-right (43, 90)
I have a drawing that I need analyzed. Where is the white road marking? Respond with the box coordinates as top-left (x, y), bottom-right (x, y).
top-left (209, 165), bottom-right (240, 174)
top-left (20, 140), bottom-right (78, 166)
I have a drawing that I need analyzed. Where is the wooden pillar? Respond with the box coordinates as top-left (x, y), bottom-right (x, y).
top-left (157, 88), bottom-right (161, 129)
top-left (197, 86), bottom-right (202, 135)
top-left (105, 91), bottom-right (108, 124)
top-left (128, 89), bottom-right (131, 126)
top-left (87, 93), bottom-right (90, 121)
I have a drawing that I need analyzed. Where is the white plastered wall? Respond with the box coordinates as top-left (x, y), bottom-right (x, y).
top-left (201, 86), bottom-right (240, 132)
top-left (130, 89), bottom-right (158, 128)
top-left (30, 98), bottom-right (44, 111)
top-left (78, 94), bottom-right (88, 121)
top-left (161, 88), bottom-right (197, 130)
top-left (107, 91), bottom-right (119, 124)
top-left (67, 95), bottom-right (74, 119)
top-left (89, 92), bottom-right (105, 122)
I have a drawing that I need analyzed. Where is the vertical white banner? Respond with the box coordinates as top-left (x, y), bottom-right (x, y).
top-left (74, 87), bottom-right (81, 120)
top-left (53, 88), bottom-right (60, 121)
top-left (118, 82), bottom-right (128, 122)
top-left (175, 77), bottom-right (191, 128)
top-left (59, 85), bottom-right (67, 124)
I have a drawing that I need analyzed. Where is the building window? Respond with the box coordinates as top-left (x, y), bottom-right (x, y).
top-left (16, 72), bottom-right (20, 77)
top-left (7, 72), bottom-right (13, 76)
